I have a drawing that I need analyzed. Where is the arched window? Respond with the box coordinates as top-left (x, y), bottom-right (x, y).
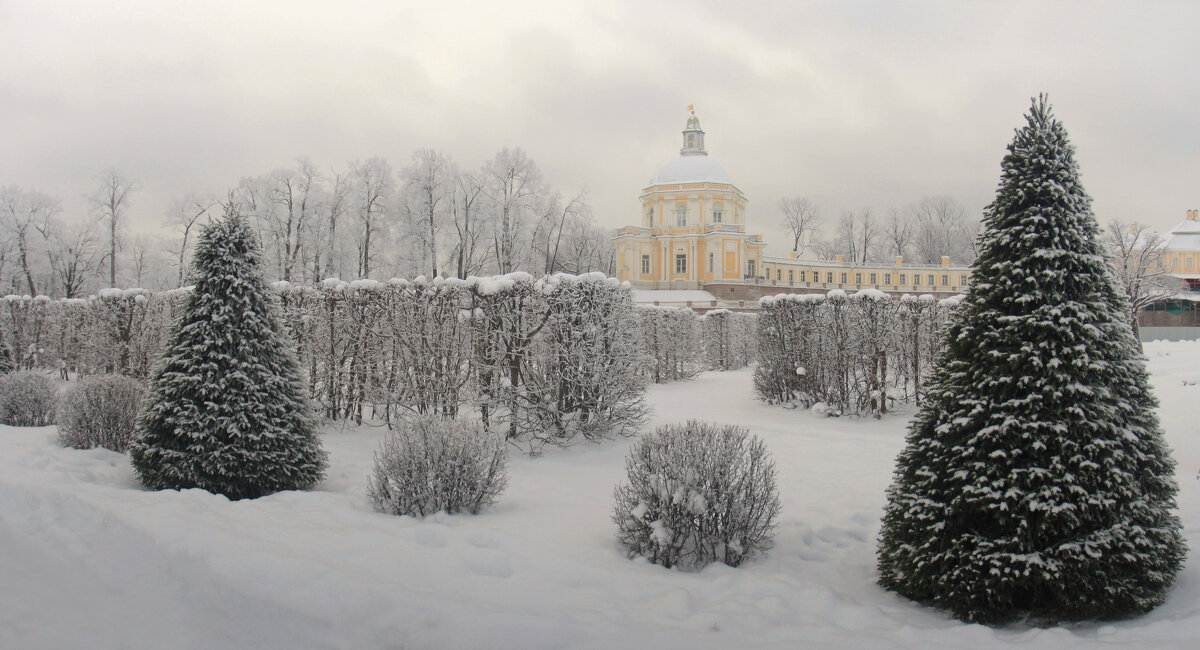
top-left (675, 204), bottom-right (687, 227)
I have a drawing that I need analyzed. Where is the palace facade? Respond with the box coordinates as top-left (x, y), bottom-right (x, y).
top-left (613, 114), bottom-right (972, 304)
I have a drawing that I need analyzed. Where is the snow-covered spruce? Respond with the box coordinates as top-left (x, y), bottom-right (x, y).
top-left (0, 370), bottom-right (57, 426)
top-left (613, 420), bottom-right (780, 570)
top-left (367, 416), bottom-right (508, 517)
top-left (56, 374), bottom-right (145, 452)
top-left (129, 208), bottom-right (327, 500)
top-left (877, 96), bottom-right (1186, 624)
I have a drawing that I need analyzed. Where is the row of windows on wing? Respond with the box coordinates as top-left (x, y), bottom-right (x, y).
top-left (763, 269), bottom-right (969, 287)
top-left (640, 252), bottom-right (729, 275)
top-left (641, 253), bottom-right (968, 288)
top-left (648, 204), bottom-right (725, 225)
top-left (1171, 254), bottom-right (1198, 270)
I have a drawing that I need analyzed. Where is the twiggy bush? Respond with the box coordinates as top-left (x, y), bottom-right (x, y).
top-left (57, 374), bottom-right (145, 452)
top-left (368, 416), bottom-right (509, 516)
top-left (0, 370), bottom-right (57, 427)
top-left (613, 420), bottom-right (781, 570)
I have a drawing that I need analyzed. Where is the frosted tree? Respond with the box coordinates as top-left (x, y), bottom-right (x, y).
top-left (482, 148), bottom-right (543, 274)
top-left (779, 196), bottom-right (821, 254)
top-left (1103, 219), bottom-right (1173, 344)
top-left (130, 207), bottom-right (327, 500)
top-left (92, 168), bottom-right (136, 288)
top-left (878, 96), bottom-right (1184, 623)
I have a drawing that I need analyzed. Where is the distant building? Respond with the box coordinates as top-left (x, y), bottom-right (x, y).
top-left (1140, 210), bottom-right (1200, 340)
top-left (613, 112), bottom-right (970, 308)
top-left (1161, 209), bottom-right (1200, 292)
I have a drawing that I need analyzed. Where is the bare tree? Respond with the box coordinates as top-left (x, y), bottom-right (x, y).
top-left (449, 173), bottom-right (490, 278)
top-left (1, 186), bottom-right (58, 295)
top-left (317, 170), bottom-right (352, 281)
top-left (167, 193), bottom-right (218, 287)
top-left (92, 168), bottom-right (136, 287)
top-left (127, 234), bottom-right (158, 288)
top-left (555, 207), bottom-right (616, 275)
top-left (884, 207), bottom-right (913, 259)
top-left (36, 216), bottom-right (100, 298)
top-left (909, 196), bottom-right (978, 265)
top-left (1104, 219), bottom-right (1174, 344)
top-left (779, 197), bottom-right (822, 254)
top-left (483, 148), bottom-right (543, 274)
top-left (350, 158), bottom-right (394, 278)
top-left (531, 190), bottom-right (588, 274)
top-left (833, 209), bottom-right (878, 263)
top-left (402, 150), bottom-right (455, 278)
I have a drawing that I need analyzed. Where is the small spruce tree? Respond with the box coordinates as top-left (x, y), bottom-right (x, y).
top-left (130, 207), bottom-right (327, 499)
top-left (877, 96), bottom-right (1185, 624)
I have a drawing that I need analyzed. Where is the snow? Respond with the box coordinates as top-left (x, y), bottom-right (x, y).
top-left (650, 154), bottom-right (733, 186)
top-left (631, 289), bottom-right (718, 304)
top-left (3, 342), bottom-right (1200, 648)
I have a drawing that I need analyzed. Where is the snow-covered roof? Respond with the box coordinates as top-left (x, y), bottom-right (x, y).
top-left (1165, 233), bottom-right (1200, 252)
top-left (1169, 218), bottom-right (1200, 235)
top-left (631, 289), bottom-right (717, 303)
top-left (649, 155), bottom-right (733, 186)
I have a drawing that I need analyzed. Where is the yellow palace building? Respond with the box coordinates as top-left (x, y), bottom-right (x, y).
top-left (613, 113), bottom-right (972, 306)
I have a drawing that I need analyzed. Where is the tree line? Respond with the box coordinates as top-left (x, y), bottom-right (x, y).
top-left (0, 149), bottom-right (615, 297)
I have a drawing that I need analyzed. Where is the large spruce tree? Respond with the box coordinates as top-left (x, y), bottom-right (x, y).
top-left (130, 208), bottom-right (326, 500)
top-left (877, 96), bottom-right (1185, 624)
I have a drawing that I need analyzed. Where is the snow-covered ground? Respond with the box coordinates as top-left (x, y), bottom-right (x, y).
top-left (2, 342), bottom-right (1199, 649)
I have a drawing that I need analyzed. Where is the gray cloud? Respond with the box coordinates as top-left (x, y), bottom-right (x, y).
top-left (1, 0), bottom-right (1196, 256)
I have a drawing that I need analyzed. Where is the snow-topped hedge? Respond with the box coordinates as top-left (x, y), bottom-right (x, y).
top-left (636, 306), bottom-right (702, 383)
top-left (4, 272), bottom-right (644, 448)
top-left (613, 420), bottom-right (780, 570)
top-left (701, 309), bottom-right (757, 371)
top-left (754, 289), bottom-right (963, 417)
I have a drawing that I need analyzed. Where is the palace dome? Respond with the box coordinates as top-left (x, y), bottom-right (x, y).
top-left (647, 112), bottom-right (734, 186)
top-left (649, 155), bottom-right (733, 186)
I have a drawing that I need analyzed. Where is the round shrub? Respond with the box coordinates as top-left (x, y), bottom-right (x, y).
top-left (613, 420), bottom-right (781, 570)
top-left (368, 416), bottom-right (509, 517)
top-left (0, 370), bottom-right (58, 427)
top-left (56, 374), bottom-right (146, 452)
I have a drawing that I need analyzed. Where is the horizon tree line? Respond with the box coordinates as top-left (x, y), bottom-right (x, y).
top-left (0, 148), bottom-right (616, 297)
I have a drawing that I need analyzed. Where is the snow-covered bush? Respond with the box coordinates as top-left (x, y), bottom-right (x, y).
top-left (613, 421), bottom-right (780, 570)
top-left (56, 374), bottom-right (145, 452)
top-left (368, 416), bottom-right (508, 516)
top-left (0, 370), bottom-right (57, 426)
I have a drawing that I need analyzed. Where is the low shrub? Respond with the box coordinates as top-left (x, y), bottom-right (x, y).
top-left (56, 374), bottom-right (146, 452)
top-left (368, 416), bottom-right (508, 517)
top-left (0, 370), bottom-right (58, 427)
top-left (613, 420), bottom-right (781, 570)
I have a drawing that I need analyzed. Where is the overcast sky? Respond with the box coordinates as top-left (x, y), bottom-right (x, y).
top-left (2, 0), bottom-right (1197, 256)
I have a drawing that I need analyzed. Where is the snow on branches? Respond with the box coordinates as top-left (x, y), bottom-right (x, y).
top-left (754, 289), bottom-right (961, 417)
